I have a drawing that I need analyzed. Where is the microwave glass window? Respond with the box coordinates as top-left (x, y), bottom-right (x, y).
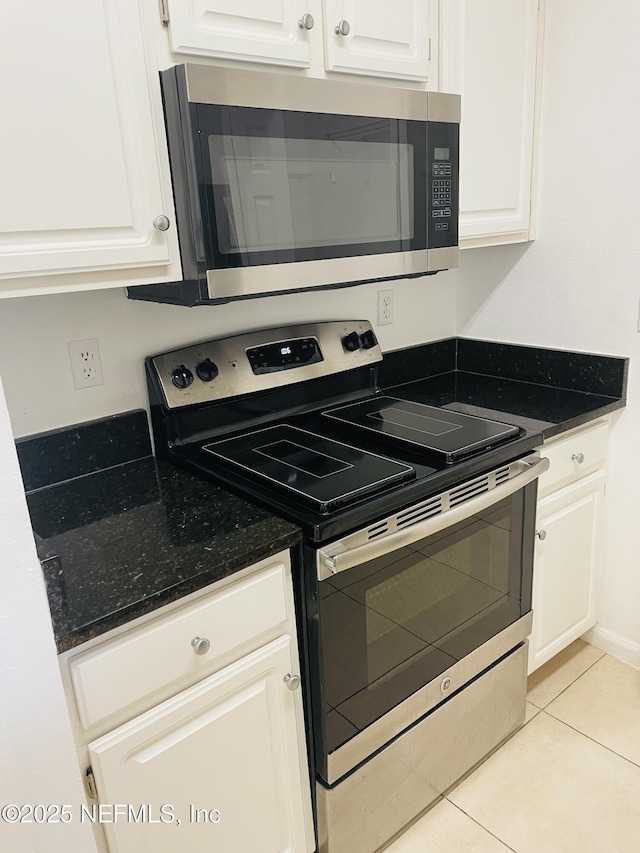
top-left (208, 135), bottom-right (414, 255)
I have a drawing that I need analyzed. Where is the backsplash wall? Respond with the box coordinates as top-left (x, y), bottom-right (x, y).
top-left (0, 272), bottom-right (457, 438)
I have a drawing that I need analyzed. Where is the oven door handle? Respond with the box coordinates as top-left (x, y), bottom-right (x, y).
top-left (317, 453), bottom-right (549, 579)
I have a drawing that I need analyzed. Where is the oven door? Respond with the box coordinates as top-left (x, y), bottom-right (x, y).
top-left (311, 453), bottom-right (548, 785)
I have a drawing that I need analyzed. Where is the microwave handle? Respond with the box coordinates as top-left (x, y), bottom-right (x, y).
top-left (317, 454), bottom-right (549, 580)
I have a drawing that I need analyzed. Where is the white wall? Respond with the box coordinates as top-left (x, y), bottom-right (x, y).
top-left (0, 273), bottom-right (456, 438)
top-left (458, 0), bottom-right (640, 662)
top-left (0, 373), bottom-right (96, 852)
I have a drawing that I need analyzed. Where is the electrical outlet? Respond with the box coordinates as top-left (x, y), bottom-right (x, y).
top-left (68, 339), bottom-right (104, 389)
top-left (377, 289), bottom-right (394, 326)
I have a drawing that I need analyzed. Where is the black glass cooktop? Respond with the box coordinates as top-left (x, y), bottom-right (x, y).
top-left (323, 396), bottom-right (520, 463)
top-left (202, 424), bottom-right (415, 512)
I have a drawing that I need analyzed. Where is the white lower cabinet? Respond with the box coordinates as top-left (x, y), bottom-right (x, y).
top-left (528, 421), bottom-right (608, 674)
top-left (61, 552), bottom-right (313, 853)
top-left (89, 636), bottom-right (308, 853)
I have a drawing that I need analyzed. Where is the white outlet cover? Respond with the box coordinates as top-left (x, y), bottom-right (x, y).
top-left (377, 289), bottom-right (394, 326)
top-left (68, 338), bottom-right (104, 389)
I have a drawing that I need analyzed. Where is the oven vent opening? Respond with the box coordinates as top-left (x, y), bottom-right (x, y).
top-left (367, 520), bottom-right (390, 540)
top-left (449, 463), bottom-right (513, 508)
top-left (396, 496), bottom-right (443, 529)
top-left (449, 475), bottom-right (491, 506)
top-left (495, 466), bottom-right (511, 485)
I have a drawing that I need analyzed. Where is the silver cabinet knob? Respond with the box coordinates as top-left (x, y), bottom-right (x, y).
top-left (283, 673), bottom-right (301, 691)
top-left (536, 529), bottom-right (547, 541)
top-left (298, 12), bottom-right (314, 29)
top-left (571, 452), bottom-right (585, 463)
top-left (153, 215), bottom-right (171, 232)
top-left (335, 19), bottom-right (351, 36)
top-left (191, 636), bottom-right (210, 656)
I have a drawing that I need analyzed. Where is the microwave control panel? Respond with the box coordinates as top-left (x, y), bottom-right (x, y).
top-left (427, 123), bottom-right (459, 250)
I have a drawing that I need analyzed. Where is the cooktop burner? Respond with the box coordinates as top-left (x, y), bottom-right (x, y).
top-left (147, 321), bottom-right (542, 537)
top-left (202, 424), bottom-right (415, 512)
top-left (323, 396), bottom-right (520, 463)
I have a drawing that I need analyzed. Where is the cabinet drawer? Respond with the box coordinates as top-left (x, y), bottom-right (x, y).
top-left (70, 562), bottom-right (288, 730)
top-left (538, 420), bottom-right (608, 497)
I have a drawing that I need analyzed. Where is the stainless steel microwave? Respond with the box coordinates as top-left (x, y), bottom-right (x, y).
top-left (128, 64), bottom-right (460, 307)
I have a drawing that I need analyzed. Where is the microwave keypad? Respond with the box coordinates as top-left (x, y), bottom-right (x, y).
top-left (431, 162), bottom-right (452, 221)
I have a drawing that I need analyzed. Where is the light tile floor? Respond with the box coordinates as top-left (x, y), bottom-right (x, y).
top-left (385, 640), bottom-right (640, 853)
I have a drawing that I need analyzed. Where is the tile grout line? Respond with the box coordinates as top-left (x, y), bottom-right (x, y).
top-left (444, 799), bottom-right (519, 852)
top-left (540, 708), bottom-right (640, 773)
top-left (527, 647), bottom-right (607, 711)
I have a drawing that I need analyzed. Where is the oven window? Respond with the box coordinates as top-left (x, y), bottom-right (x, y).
top-left (195, 104), bottom-right (427, 268)
top-left (318, 495), bottom-right (527, 755)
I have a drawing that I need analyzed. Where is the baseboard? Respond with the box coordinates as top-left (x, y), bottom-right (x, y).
top-left (583, 625), bottom-right (640, 670)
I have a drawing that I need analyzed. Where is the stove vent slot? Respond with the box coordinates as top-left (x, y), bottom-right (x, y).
top-left (367, 520), bottom-right (390, 540)
top-left (448, 463), bottom-right (512, 508)
top-left (495, 466), bottom-right (511, 485)
top-left (361, 461), bottom-right (516, 548)
top-left (396, 496), bottom-right (443, 529)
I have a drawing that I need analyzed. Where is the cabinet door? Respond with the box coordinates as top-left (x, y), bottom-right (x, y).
top-left (0, 0), bottom-right (177, 291)
top-left (440, 0), bottom-right (543, 245)
top-left (528, 471), bottom-right (606, 674)
top-left (323, 0), bottom-right (436, 82)
top-left (165, 0), bottom-right (313, 67)
top-left (88, 635), bottom-right (311, 853)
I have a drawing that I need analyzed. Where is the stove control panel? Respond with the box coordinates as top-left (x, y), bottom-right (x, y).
top-left (247, 337), bottom-right (323, 375)
top-left (148, 320), bottom-right (382, 409)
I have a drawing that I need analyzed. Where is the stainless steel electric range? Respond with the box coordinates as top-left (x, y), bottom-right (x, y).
top-left (146, 321), bottom-right (549, 853)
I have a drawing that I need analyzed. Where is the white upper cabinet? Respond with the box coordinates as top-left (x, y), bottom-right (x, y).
top-left (0, 0), bottom-right (180, 297)
top-left (161, 0), bottom-right (439, 84)
top-left (440, 0), bottom-right (544, 246)
top-left (164, 0), bottom-right (313, 67)
top-left (322, 0), bottom-right (436, 81)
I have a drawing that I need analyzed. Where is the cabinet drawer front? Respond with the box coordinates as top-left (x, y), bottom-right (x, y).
top-left (71, 562), bottom-right (288, 730)
top-left (538, 420), bottom-right (608, 497)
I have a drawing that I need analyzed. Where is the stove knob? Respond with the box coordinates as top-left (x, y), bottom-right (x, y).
top-left (360, 329), bottom-right (378, 350)
top-left (342, 331), bottom-right (361, 352)
top-left (171, 364), bottom-right (194, 389)
top-left (196, 358), bottom-right (219, 383)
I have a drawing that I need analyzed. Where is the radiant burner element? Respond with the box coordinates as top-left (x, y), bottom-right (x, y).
top-left (324, 396), bottom-right (520, 462)
top-left (203, 424), bottom-right (415, 512)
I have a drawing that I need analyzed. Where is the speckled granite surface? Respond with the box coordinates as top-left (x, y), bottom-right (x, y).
top-left (20, 337), bottom-right (627, 653)
top-left (379, 338), bottom-right (627, 439)
top-left (20, 413), bottom-right (301, 653)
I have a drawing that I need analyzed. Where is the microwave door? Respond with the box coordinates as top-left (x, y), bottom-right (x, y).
top-left (127, 65), bottom-right (460, 306)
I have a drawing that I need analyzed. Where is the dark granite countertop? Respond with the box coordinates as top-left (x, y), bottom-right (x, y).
top-left (19, 413), bottom-right (302, 653)
top-left (379, 338), bottom-right (628, 439)
top-left (19, 338), bottom-right (628, 654)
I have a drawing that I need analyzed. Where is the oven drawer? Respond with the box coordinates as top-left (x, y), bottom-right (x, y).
top-left (538, 419), bottom-right (608, 497)
top-left (317, 641), bottom-right (527, 853)
top-left (70, 561), bottom-right (289, 730)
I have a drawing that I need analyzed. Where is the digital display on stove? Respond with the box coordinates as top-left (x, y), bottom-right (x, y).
top-left (247, 337), bottom-right (323, 374)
